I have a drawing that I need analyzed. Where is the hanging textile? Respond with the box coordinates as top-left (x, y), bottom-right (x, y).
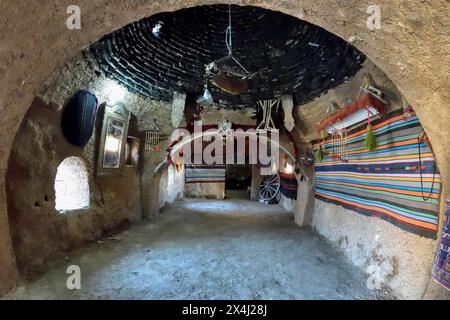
top-left (402, 96), bottom-right (413, 121)
top-left (432, 200), bottom-right (450, 290)
top-left (331, 126), bottom-right (348, 162)
top-left (256, 99), bottom-right (280, 131)
top-left (313, 108), bottom-right (441, 238)
top-left (364, 118), bottom-right (377, 151)
top-left (185, 164), bottom-right (226, 183)
top-left (280, 172), bottom-right (298, 199)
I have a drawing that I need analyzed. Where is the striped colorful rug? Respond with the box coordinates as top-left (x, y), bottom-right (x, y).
top-left (280, 172), bottom-right (298, 199)
top-left (313, 109), bottom-right (441, 238)
top-left (185, 164), bottom-right (226, 183)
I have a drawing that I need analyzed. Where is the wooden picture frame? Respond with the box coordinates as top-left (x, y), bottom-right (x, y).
top-left (97, 102), bottom-right (130, 176)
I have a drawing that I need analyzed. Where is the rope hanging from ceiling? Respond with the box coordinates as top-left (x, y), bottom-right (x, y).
top-left (91, 5), bottom-right (366, 106)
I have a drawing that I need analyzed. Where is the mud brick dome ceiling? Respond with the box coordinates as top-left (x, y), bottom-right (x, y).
top-left (91, 4), bottom-right (365, 107)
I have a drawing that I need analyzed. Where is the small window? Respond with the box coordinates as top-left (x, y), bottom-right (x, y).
top-left (55, 157), bottom-right (90, 212)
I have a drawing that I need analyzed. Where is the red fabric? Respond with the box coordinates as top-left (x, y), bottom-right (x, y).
top-left (317, 93), bottom-right (385, 133)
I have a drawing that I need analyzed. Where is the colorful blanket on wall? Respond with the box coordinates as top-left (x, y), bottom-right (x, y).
top-left (280, 172), bottom-right (298, 199)
top-left (313, 109), bottom-right (441, 239)
top-left (185, 164), bottom-right (226, 183)
top-left (432, 200), bottom-right (450, 289)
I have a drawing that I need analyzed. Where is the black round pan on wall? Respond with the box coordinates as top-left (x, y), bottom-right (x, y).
top-left (61, 90), bottom-right (99, 148)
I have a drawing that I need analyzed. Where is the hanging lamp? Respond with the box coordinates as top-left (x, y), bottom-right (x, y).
top-left (197, 81), bottom-right (214, 105)
top-left (205, 4), bottom-right (252, 79)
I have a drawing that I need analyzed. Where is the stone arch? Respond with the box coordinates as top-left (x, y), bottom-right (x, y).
top-left (0, 1), bottom-right (448, 297)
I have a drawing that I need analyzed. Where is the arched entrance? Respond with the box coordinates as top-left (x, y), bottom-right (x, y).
top-left (0, 1), bottom-right (448, 298)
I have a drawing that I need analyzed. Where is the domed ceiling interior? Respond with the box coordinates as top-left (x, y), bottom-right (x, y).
top-left (90, 4), bottom-right (365, 107)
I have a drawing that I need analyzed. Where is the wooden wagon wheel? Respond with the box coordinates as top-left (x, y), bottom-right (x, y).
top-left (259, 173), bottom-right (280, 201)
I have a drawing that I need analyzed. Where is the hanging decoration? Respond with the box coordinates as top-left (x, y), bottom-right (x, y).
top-left (364, 108), bottom-right (377, 151)
top-left (316, 74), bottom-right (386, 160)
top-left (152, 21), bottom-right (164, 38)
top-left (211, 71), bottom-right (249, 95)
top-left (418, 129), bottom-right (437, 201)
top-left (192, 104), bottom-right (205, 121)
top-left (217, 119), bottom-right (233, 137)
top-left (317, 144), bottom-right (324, 162)
top-left (418, 129), bottom-right (434, 154)
top-left (201, 4), bottom-right (261, 99)
top-left (176, 147), bottom-right (184, 174)
top-left (316, 131), bottom-right (326, 162)
top-left (196, 81), bottom-right (214, 106)
top-left (330, 122), bottom-right (349, 162)
top-left (359, 74), bottom-right (379, 151)
top-left (145, 119), bottom-right (162, 152)
top-left (359, 74), bottom-right (378, 151)
top-left (61, 90), bottom-right (99, 148)
top-left (299, 148), bottom-right (315, 167)
top-left (256, 99), bottom-right (280, 132)
top-left (317, 74), bottom-right (386, 135)
top-left (281, 95), bottom-right (295, 132)
top-left (317, 94), bottom-right (384, 134)
top-left (402, 96), bottom-right (413, 121)
top-left (165, 134), bottom-right (184, 167)
top-left (326, 101), bottom-right (339, 115)
top-left (172, 91), bottom-right (186, 128)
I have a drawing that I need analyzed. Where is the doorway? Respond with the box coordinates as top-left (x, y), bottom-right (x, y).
top-left (225, 164), bottom-right (252, 199)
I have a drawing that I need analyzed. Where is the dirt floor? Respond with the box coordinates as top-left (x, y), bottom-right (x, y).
top-left (4, 199), bottom-right (389, 300)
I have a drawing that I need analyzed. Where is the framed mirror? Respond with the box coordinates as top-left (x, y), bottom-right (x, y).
top-left (97, 102), bottom-right (130, 176)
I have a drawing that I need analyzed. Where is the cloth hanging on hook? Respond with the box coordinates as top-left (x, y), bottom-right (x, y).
top-left (402, 96), bottom-right (413, 121)
top-left (364, 107), bottom-right (377, 151)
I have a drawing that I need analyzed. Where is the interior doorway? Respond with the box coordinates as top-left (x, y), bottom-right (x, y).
top-left (225, 164), bottom-right (252, 199)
